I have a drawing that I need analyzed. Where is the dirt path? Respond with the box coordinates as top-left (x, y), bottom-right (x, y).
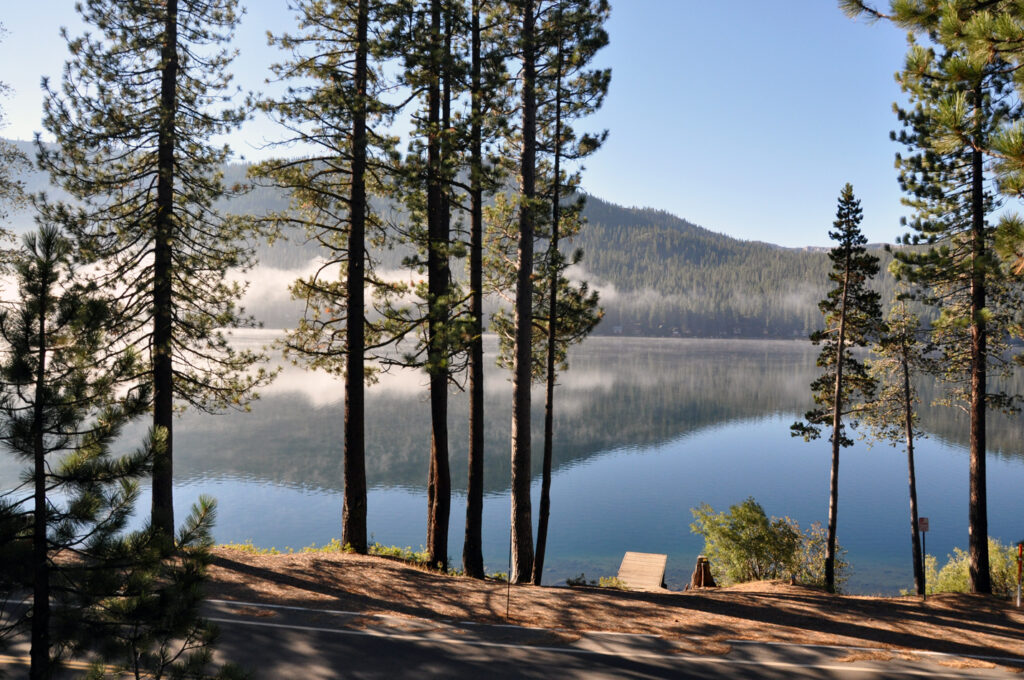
top-left (206, 548), bottom-right (1024, 669)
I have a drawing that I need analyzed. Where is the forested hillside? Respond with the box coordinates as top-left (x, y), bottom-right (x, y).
top-left (6, 140), bottom-right (900, 338)
top-left (572, 198), bottom-right (899, 338)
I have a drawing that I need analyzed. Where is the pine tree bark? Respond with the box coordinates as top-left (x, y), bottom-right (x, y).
top-left (968, 85), bottom-right (990, 594)
top-left (152, 0), bottom-right (179, 539)
top-left (463, 0), bottom-right (485, 579)
top-left (510, 0), bottom-right (537, 585)
top-left (343, 0), bottom-right (370, 555)
top-left (825, 252), bottom-right (851, 594)
top-left (426, 0), bottom-right (451, 569)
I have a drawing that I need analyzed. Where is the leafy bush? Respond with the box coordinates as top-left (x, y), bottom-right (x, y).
top-left (597, 576), bottom-right (629, 590)
top-left (565, 573), bottom-right (629, 590)
top-left (794, 520), bottom-right (850, 590)
top-left (690, 497), bottom-right (849, 590)
top-left (925, 538), bottom-right (1019, 598)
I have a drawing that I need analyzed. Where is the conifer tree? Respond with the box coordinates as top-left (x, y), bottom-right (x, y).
top-left (380, 0), bottom-right (470, 569)
top-left (509, 0), bottom-right (539, 585)
top-left (0, 227), bottom-right (234, 680)
top-left (792, 183), bottom-right (882, 593)
top-left (843, 0), bottom-right (1024, 594)
top-left (253, 0), bottom-right (398, 555)
top-left (889, 37), bottom-right (1020, 594)
top-left (531, 0), bottom-right (608, 585)
top-left (38, 0), bottom-right (271, 538)
top-left (0, 226), bottom-right (147, 679)
top-left (862, 300), bottom-right (930, 595)
top-left (463, 0), bottom-right (511, 579)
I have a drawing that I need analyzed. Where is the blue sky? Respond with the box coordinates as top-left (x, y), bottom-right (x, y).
top-left (0, 1), bottom-right (913, 247)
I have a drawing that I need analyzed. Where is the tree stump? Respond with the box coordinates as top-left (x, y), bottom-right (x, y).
top-left (690, 555), bottom-right (717, 588)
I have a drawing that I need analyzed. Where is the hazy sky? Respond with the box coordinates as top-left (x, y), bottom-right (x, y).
top-left (0, 1), bottom-right (914, 248)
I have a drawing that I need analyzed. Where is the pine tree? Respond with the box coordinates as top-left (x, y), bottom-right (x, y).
top-left (862, 299), bottom-right (930, 595)
top-left (0, 227), bottom-right (235, 680)
top-left (252, 0), bottom-right (398, 555)
top-left (377, 0), bottom-right (469, 570)
top-left (39, 0), bottom-right (271, 538)
top-left (843, 0), bottom-right (1024, 598)
top-left (889, 37), bottom-right (1021, 595)
top-left (531, 0), bottom-right (608, 585)
top-left (463, 0), bottom-right (512, 579)
top-left (509, 0), bottom-right (539, 585)
top-left (0, 226), bottom-right (148, 678)
top-left (792, 183), bottom-right (882, 593)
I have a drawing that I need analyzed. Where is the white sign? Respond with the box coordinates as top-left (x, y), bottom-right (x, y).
top-left (919, 517), bottom-right (929, 532)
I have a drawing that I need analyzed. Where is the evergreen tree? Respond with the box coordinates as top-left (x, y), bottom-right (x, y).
top-left (792, 183), bottom-right (882, 593)
top-left (463, 0), bottom-right (512, 579)
top-left (252, 0), bottom-right (398, 555)
top-left (889, 36), bottom-right (1020, 595)
top-left (531, 0), bottom-right (608, 585)
top-left (0, 227), bottom-right (234, 680)
top-left (842, 0), bottom-right (1024, 595)
top-left (0, 226), bottom-right (148, 678)
top-left (378, 0), bottom-right (469, 570)
top-left (862, 299), bottom-right (930, 595)
top-left (38, 0), bottom-right (271, 538)
top-left (509, 0), bottom-right (539, 585)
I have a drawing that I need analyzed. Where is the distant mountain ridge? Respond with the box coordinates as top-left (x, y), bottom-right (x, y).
top-left (4, 139), bottom-right (898, 338)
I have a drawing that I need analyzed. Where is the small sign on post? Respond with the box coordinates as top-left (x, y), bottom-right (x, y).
top-left (919, 517), bottom-right (929, 600)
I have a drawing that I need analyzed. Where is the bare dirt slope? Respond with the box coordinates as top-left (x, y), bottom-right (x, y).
top-left (207, 548), bottom-right (1024, 667)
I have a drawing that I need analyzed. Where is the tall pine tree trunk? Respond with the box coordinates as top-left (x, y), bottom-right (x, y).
top-left (463, 0), bottom-right (485, 579)
top-left (510, 0), bottom-right (537, 585)
top-left (426, 0), bottom-right (451, 569)
top-left (30, 278), bottom-right (49, 680)
top-left (343, 0), bottom-right (370, 555)
top-left (826, 255), bottom-right (851, 593)
top-left (533, 20), bottom-right (564, 585)
top-left (902, 351), bottom-right (924, 596)
top-left (152, 0), bottom-right (179, 539)
top-left (968, 86), bottom-right (990, 594)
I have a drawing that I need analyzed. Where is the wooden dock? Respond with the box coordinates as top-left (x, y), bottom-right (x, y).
top-left (617, 552), bottom-right (668, 591)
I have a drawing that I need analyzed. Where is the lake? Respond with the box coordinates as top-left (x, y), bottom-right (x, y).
top-left (4, 333), bottom-right (1022, 594)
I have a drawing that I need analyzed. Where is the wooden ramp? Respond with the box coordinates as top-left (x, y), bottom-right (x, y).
top-left (617, 552), bottom-right (667, 591)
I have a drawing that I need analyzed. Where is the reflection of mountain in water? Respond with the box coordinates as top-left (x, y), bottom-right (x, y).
top-left (167, 337), bottom-right (825, 493)
top-left (5, 337), bottom-right (1017, 494)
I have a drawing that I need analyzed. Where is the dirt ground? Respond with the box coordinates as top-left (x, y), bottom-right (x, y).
top-left (206, 548), bottom-right (1024, 668)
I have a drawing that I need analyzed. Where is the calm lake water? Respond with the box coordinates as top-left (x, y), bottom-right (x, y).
top-left (4, 333), bottom-right (1023, 594)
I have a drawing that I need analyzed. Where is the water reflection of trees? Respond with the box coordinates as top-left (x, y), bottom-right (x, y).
top-left (157, 338), bottom-right (1024, 492)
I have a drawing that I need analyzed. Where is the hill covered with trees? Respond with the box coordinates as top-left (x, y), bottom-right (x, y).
top-left (6, 139), bottom-right (899, 338)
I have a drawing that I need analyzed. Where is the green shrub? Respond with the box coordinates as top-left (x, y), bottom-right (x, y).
top-left (368, 543), bottom-right (431, 564)
top-left (794, 520), bottom-right (850, 590)
top-left (565, 573), bottom-right (628, 589)
top-left (925, 538), bottom-right (1019, 598)
top-left (690, 497), bottom-right (849, 590)
top-left (597, 576), bottom-right (629, 590)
